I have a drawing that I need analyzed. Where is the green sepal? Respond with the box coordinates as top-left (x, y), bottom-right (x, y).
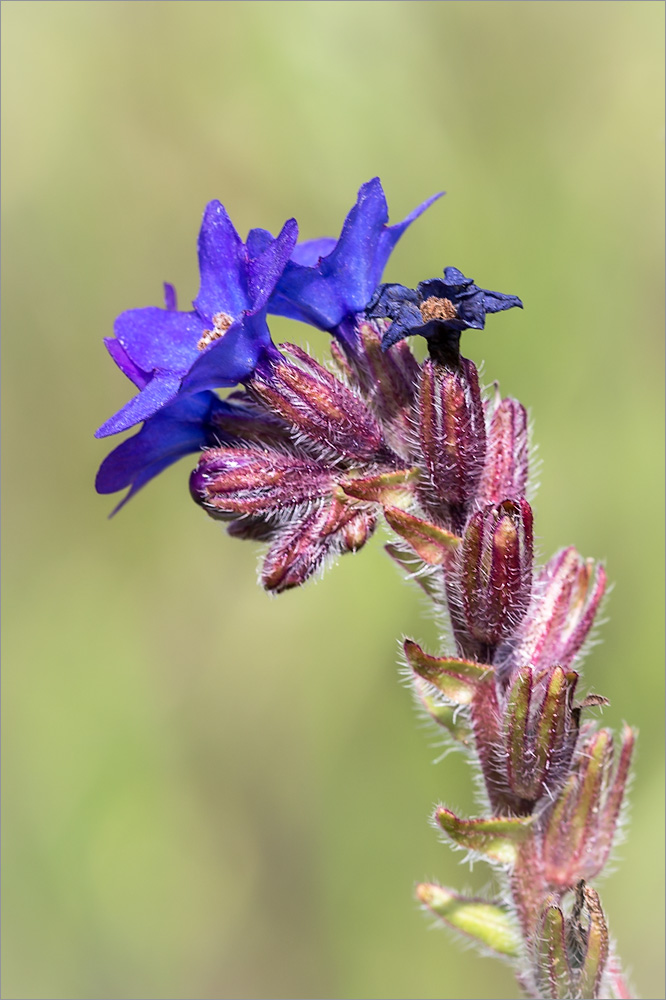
top-left (405, 640), bottom-right (493, 705)
top-left (505, 667), bottom-right (532, 797)
top-left (435, 808), bottom-right (533, 865)
top-left (575, 883), bottom-right (610, 999)
top-left (416, 883), bottom-right (522, 958)
top-left (341, 467), bottom-right (418, 505)
top-left (535, 666), bottom-right (569, 768)
top-left (537, 905), bottom-right (573, 999)
top-left (384, 506), bottom-right (461, 565)
top-left (568, 729), bottom-right (612, 856)
top-left (413, 679), bottom-right (471, 745)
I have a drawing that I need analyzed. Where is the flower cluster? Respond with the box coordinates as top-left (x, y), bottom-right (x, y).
top-left (96, 181), bottom-right (634, 999)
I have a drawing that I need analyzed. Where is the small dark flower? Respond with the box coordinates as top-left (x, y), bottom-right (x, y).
top-left (95, 203), bottom-right (298, 437)
top-left (366, 266), bottom-right (523, 351)
top-left (247, 178), bottom-right (443, 339)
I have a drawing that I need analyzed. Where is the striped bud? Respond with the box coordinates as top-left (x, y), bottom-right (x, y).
top-left (459, 498), bottom-right (533, 647)
top-left (415, 357), bottom-right (486, 528)
top-left (478, 395), bottom-right (529, 504)
top-left (511, 547), bottom-right (606, 673)
top-left (542, 725), bottom-right (635, 887)
top-left (261, 498), bottom-right (376, 594)
top-left (249, 344), bottom-right (391, 463)
top-left (190, 447), bottom-right (334, 518)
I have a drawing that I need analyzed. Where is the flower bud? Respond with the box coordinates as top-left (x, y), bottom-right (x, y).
top-left (459, 498), bottom-right (533, 646)
top-left (511, 547), bottom-right (606, 673)
top-left (532, 883), bottom-right (610, 1000)
top-left (503, 665), bottom-right (579, 805)
top-left (471, 664), bottom-right (579, 815)
top-left (261, 498), bottom-right (376, 593)
top-left (541, 725), bottom-right (635, 887)
top-left (343, 320), bottom-right (421, 461)
top-left (478, 396), bottom-right (529, 504)
top-left (249, 344), bottom-right (391, 464)
top-left (190, 446), bottom-right (334, 518)
top-left (415, 357), bottom-right (486, 526)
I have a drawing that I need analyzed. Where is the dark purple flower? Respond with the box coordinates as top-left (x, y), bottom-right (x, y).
top-left (366, 266), bottom-right (523, 351)
top-left (95, 202), bottom-right (298, 438)
top-left (96, 391), bottom-right (246, 514)
top-left (246, 178), bottom-right (443, 340)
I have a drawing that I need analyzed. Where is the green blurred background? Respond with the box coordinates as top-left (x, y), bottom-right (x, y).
top-left (2, 2), bottom-right (663, 998)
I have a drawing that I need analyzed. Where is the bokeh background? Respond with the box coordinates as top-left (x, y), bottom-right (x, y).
top-left (2, 2), bottom-right (664, 998)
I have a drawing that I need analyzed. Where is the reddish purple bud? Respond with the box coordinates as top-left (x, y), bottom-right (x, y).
top-left (250, 344), bottom-right (391, 463)
top-left (343, 320), bottom-right (421, 461)
top-left (471, 664), bottom-right (579, 815)
top-left (512, 547), bottom-right (606, 672)
top-left (190, 446), bottom-right (334, 517)
top-left (261, 498), bottom-right (376, 593)
top-left (478, 395), bottom-right (529, 504)
top-left (541, 725), bottom-right (635, 887)
top-left (415, 357), bottom-right (486, 526)
top-left (459, 498), bottom-right (534, 647)
top-left (533, 883), bottom-right (610, 1000)
top-left (503, 665), bottom-right (579, 805)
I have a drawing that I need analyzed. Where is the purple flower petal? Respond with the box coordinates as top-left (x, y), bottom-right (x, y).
top-left (114, 306), bottom-right (206, 375)
top-left (104, 337), bottom-right (151, 389)
top-left (96, 391), bottom-right (226, 514)
top-left (180, 313), bottom-right (273, 396)
top-left (289, 237), bottom-right (337, 266)
top-left (193, 201), bottom-right (249, 320)
top-left (95, 372), bottom-right (183, 438)
top-left (163, 282), bottom-right (178, 310)
top-left (264, 179), bottom-right (443, 331)
top-left (246, 217), bottom-right (299, 312)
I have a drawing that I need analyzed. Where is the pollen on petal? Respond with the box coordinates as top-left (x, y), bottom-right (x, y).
top-left (197, 311), bottom-right (234, 351)
top-left (419, 296), bottom-right (457, 323)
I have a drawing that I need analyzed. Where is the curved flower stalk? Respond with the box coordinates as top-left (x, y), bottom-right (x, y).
top-left (95, 181), bottom-right (636, 999)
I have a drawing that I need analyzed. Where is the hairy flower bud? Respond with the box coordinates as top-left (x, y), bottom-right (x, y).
top-left (415, 357), bottom-right (486, 527)
top-left (249, 344), bottom-right (392, 464)
top-left (342, 320), bottom-right (421, 461)
top-left (541, 725), bottom-right (635, 887)
top-left (533, 883), bottom-right (610, 1000)
top-left (470, 664), bottom-right (580, 815)
top-left (503, 665), bottom-right (579, 805)
top-left (190, 446), bottom-right (334, 518)
top-left (478, 395), bottom-right (529, 504)
top-left (510, 547), bottom-right (606, 674)
top-left (261, 498), bottom-right (376, 593)
top-left (459, 498), bottom-right (533, 647)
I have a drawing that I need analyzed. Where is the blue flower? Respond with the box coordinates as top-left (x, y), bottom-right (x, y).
top-left (95, 391), bottom-right (235, 514)
top-left (246, 178), bottom-right (443, 340)
top-left (95, 202), bottom-right (298, 438)
top-left (366, 266), bottom-right (523, 350)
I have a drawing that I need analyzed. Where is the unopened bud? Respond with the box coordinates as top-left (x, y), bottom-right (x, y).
top-left (190, 446), bottom-right (334, 517)
top-left (503, 665), bottom-right (579, 805)
top-left (344, 320), bottom-right (421, 461)
top-left (533, 883), bottom-right (610, 1000)
top-left (512, 547), bottom-right (606, 672)
top-left (415, 357), bottom-right (486, 526)
top-left (249, 344), bottom-right (391, 463)
top-left (542, 725), bottom-right (635, 887)
top-left (459, 498), bottom-right (533, 646)
top-left (261, 498), bottom-right (376, 593)
top-left (478, 396), bottom-right (529, 504)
